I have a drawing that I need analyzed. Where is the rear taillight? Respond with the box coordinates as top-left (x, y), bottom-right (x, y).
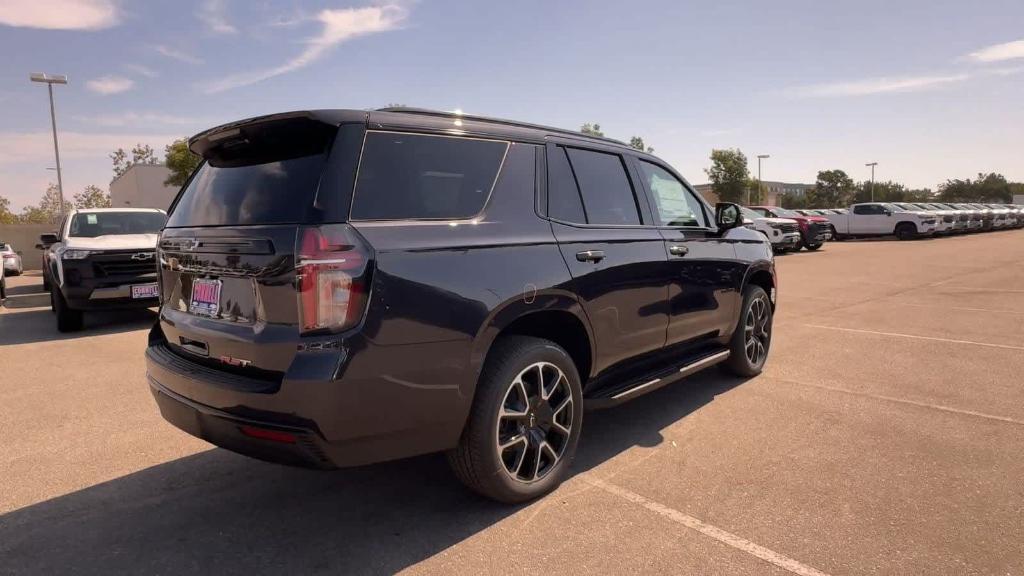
top-left (296, 224), bottom-right (371, 334)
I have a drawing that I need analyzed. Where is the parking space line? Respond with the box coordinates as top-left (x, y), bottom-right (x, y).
top-left (769, 377), bottom-right (1024, 426)
top-left (801, 324), bottom-right (1024, 351)
top-left (582, 476), bottom-right (832, 576)
top-left (896, 302), bottom-right (1024, 315)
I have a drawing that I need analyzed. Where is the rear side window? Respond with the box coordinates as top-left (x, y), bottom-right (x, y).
top-left (547, 146), bottom-right (587, 223)
top-left (564, 148), bottom-right (640, 225)
top-left (351, 132), bottom-right (508, 220)
top-left (853, 204), bottom-right (882, 215)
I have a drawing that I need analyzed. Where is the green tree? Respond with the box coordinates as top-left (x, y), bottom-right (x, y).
top-left (813, 169), bottom-right (855, 207)
top-left (19, 183), bottom-right (71, 224)
top-left (164, 139), bottom-right (202, 187)
top-left (704, 149), bottom-right (750, 204)
top-left (975, 173), bottom-right (1011, 202)
top-left (73, 185), bottom-right (111, 208)
top-left (0, 195), bottom-right (16, 224)
top-left (628, 136), bottom-right (653, 153)
top-left (111, 143), bottom-right (158, 179)
top-left (580, 123), bottom-right (604, 137)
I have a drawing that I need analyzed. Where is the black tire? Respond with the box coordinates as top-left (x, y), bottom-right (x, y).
top-left (448, 335), bottom-right (583, 504)
top-left (721, 285), bottom-right (773, 377)
top-left (803, 242), bottom-right (822, 251)
top-left (895, 223), bottom-right (916, 241)
top-left (1, 277), bottom-right (6, 301)
top-left (42, 272), bottom-right (51, 292)
top-left (52, 289), bottom-right (84, 332)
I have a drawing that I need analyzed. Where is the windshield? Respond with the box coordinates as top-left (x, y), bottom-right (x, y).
top-left (740, 207), bottom-right (761, 219)
top-left (885, 203), bottom-right (905, 212)
top-left (69, 211), bottom-right (167, 238)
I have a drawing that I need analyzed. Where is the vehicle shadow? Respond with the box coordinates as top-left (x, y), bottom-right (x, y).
top-left (0, 371), bottom-right (748, 575)
top-left (0, 307), bottom-right (156, 345)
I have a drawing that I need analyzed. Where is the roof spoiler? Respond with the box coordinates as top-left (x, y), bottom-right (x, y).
top-left (188, 111), bottom-right (353, 159)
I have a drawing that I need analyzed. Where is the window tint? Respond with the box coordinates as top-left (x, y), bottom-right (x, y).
top-left (70, 211), bottom-right (167, 237)
top-left (352, 132), bottom-right (508, 220)
top-left (167, 155), bottom-right (327, 227)
top-left (547, 146), bottom-right (586, 223)
top-left (564, 148), bottom-right (640, 225)
top-left (853, 204), bottom-right (881, 215)
top-left (637, 160), bottom-right (706, 227)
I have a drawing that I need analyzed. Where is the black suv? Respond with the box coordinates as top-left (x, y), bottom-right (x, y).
top-left (147, 108), bottom-right (777, 503)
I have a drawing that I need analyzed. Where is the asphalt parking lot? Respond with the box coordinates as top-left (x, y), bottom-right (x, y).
top-left (2, 230), bottom-right (1023, 575)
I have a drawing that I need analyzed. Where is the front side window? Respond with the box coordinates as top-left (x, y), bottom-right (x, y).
top-left (637, 160), bottom-right (706, 227)
top-left (352, 132), bottom-right (508, 220)
top-left (69, 211), bottom-right (166, 237)
top-left (564, 148), bottom-right (640, 225)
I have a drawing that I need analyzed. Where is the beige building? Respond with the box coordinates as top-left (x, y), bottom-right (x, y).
top-left (110, 164), bottom-right (180, 210)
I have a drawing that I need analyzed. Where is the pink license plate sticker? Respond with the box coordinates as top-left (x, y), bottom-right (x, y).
top-left (189, 278), bottom-right (222, 317)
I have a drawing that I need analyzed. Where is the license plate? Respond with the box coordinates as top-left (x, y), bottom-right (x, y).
top-left (189, 278), bottom-right (222, 317)
top-left (131, 283), bottom-right (160, 299)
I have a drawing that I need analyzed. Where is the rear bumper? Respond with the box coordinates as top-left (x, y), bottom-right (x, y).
top-left (145, 337), bottom-right (471, 468)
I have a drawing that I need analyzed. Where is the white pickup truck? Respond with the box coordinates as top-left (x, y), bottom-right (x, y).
top-left (824, 203), bottom-right (937, 241)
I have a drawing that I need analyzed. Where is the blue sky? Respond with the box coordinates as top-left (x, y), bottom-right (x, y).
top-left (1, 0), bottom-right (1022, 211)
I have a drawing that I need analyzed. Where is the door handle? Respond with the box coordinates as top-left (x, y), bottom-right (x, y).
top-left (576, 250), bottom-right (605, 263)
top-left (668, 245), bottom-right (689, 256)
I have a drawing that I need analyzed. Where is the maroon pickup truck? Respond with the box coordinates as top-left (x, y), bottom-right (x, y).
top-left (749, 206), bottom-right (832, 251)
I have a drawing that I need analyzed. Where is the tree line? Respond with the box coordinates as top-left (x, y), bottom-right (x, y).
top-left (705, 148), bottom-right (1023, 208)
top-left (0, 139), bottom-right (200, 225)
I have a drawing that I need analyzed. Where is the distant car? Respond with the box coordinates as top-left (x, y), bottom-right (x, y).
top-left (892, 203), bottom-right (957, 235)
top-left (748, 206), bottom-right (831, 251)
top-left (740, 207), bottom-right (801, 251)
top-left (42, 208), bottom-right (167, 332)
top-left (0, 242), bottom-right (22, 275)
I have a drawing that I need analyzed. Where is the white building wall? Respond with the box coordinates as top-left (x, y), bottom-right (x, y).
top-left (110, 165), bottom-right (180, 210)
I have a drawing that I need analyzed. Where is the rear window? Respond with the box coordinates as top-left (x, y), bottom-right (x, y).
top-left (69, 211), bottom-right (166, 237)
top-left (351, 132), bottom-right (508, 220)
top-left (166, 154), bottom-right (327, 227)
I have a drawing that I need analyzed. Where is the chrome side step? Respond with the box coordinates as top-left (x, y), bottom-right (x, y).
top-left (584, 349), bottom-right (731, 409)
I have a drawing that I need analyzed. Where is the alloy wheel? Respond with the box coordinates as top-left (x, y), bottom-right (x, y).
top-left (495, 362), bottom-right (574, 483)
top-left (744, 296), bottom-right (770, 366)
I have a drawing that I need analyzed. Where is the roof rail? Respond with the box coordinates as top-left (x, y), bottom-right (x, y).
top-left (375, 106), bottom-right (631, 148)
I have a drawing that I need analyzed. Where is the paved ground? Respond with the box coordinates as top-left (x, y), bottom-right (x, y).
top-left (2, 230), bottom-right (1023, 575)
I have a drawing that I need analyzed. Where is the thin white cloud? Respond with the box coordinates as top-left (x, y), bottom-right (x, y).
top-left (124, 63), bottom-right (158, 78)
top-left (73, 112), bottom-right (203, 128)
top-left (198, 0), bottom-right (237, 34)
top-left (798, 74), bottom-right (969, 98)
top-left (0, 0), bottom-right (119, 30)
top-left (966, 39), bottom-right (1024, 63)
top-left (155, 45), bottom-right (204, 65)
top-left (201, 4), bottom-right (408, 94)
top-left (86, 75), bottom-right (135, 95)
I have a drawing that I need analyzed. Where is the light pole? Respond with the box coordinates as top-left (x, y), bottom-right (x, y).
top-left (30, 72), bottom-right (68, 216)
top-left (865, 162), bottom-right (878, 202)
top-left (755, 154), bottom-right (770, 205)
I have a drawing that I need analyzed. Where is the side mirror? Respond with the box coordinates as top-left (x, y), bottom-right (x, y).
top-left (715, 203), bottom-right (743, 231)
top-left (883, 209), bottom-right (892, 216)
top-left (39, 233), bottom-right (58, 245)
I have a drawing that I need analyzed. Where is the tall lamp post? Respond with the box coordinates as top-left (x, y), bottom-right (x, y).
top-left (755, 154), bottom-right (770, 205)
top-left (30, 72), bottom-right (68, 216)
top-left (865, 162), bottom-right (878, 202)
